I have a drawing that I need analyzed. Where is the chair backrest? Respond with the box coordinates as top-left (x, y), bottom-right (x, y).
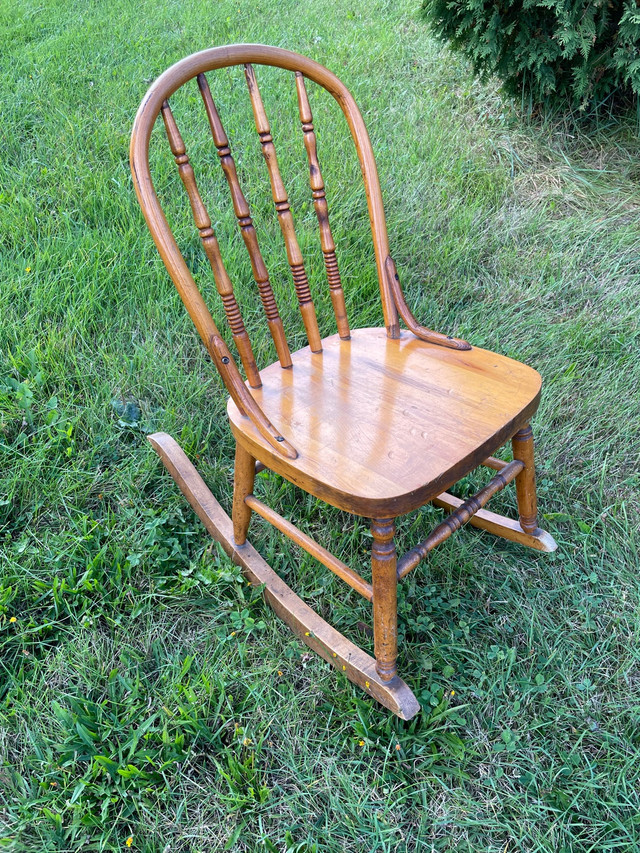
top-left (130, 45), bottom-right (401, 457)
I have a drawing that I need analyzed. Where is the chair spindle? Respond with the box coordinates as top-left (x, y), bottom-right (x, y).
top-left (244, 63), bottom-right (323, 354)
top-left (161, 100), bottom-right (262, 388)
top-left (197, 74), bottom-right (293, 369)
top-left (295, 72), bottom-right (350, 341)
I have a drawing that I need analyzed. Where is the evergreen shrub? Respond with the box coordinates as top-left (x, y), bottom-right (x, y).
top-left (422, 0), bottom-right (640, 111)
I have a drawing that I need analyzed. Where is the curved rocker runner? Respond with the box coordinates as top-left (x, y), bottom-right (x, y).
top-left (130, 45), bottom-right (557, 720)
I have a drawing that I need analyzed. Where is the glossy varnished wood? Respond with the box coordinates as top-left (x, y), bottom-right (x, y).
top-left (209, 333), bottom-right (298, 459)
top-left (228, 329), bottom-right (542, 516)
top-left (371, 518), bottom-right (398, 681)
top-left (512, 424), bottom-right (539, 534)
top-left (431, 491), bottom-right (557, 552)
top-left (385, 256), bottom-right (470, 351)
top-left (397, 459), bottom-right (524, 578)
top-left (197, 73), bottom-right (292, 369)
top-left (245, 63), bottom-right (323, 353)
top-left (160, 101), bottom-right (261, 388)
top-left (295, 72), bottom-right (350, 340)
top-left (130, 45), bottom-right (400, 340)
top-left (232, 442), bottom-right (255, 544)
top-left (147, 432), bottom-right (420, 719)
top-left (244, 494), bottom-right (373, 600)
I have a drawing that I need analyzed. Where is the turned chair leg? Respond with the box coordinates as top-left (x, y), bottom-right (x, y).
top-left (371, 517), bottom-right (398, 682)
top-left (232, 442), bottom-right (256, 545)
top-left (511, 424), bottom-right (538, 534)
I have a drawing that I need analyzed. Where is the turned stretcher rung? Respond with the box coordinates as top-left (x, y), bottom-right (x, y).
top-left (244, 495), bottom-right (373, 601)
top-left (431, 492), bottom-right (557, 552)
top-left (397, 459), bottom-right (524, 579)
top-left (482, 455), bottom-right (508, 470)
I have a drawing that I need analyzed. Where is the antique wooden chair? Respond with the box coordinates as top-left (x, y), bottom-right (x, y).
top-left (130, 45), bottom-right (557, 719)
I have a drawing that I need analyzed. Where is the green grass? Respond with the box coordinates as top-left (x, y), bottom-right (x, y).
top-left (1, 0), bottom-right (639, 850)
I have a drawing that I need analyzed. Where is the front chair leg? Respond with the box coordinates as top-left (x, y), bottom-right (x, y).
top-left (232, 441), bottom-right (256, 545)
top-left (511, 424), bottom-right (538, 534)
top-left (371, 517), bottom-right (398, 682)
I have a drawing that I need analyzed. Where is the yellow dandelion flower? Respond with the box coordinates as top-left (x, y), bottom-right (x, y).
top-left (358, 739), bottom-right (365, 747)
top-left (342, 665), bottom-right (346, 671)
top-left (230, 631), bottom-right (236, 637)
top-left (365, 681), bottom-right (370, 688)
top-left (125, 837), bottom-right (133, 848)
top-left (25, 267), bottom-right (31, 273)
top-left (450, 690), bottom-right (455, 696)
top-left (277, 670), bottom-right (283, 676)
top-left (9, 617), bottom-right (17, 623)
top-left (304, 631), bottom-right (310, 636)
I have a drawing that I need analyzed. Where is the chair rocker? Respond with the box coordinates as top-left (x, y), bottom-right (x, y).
top-left (130, 45), bottom-right (557, 720)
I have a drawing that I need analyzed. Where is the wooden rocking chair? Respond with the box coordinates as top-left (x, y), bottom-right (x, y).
top-left (130, 45), bottom-right (557, 719)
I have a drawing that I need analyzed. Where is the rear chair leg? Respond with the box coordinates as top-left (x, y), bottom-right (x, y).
top-left (233, 442), bottom-right (256, 545)
top-left (433, 420), bottom-right (557, 552)
top-left (511, 424), bottom-right (538, 534)
top-left (371, 517), bottom-right (398, 682)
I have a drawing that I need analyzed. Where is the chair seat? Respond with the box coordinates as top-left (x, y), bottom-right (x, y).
top-left (228, 328), bottom-right (541, 516)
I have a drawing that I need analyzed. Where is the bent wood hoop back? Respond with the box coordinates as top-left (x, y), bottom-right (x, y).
top-left (130, 45), bottom-right (400, 380)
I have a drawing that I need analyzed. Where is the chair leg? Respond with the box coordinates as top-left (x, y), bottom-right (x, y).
top-left (511, 424), bottom-right (538, 534)
top-left (232, 441), bottom-right (256, 545)
top-left (148, 432), bottom-right (421, 719)
top-left (371, 517), bottom-right (398, 682)
top-left (432, 422), bottom-right (557, 553)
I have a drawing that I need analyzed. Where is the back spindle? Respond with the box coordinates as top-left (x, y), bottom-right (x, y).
top-left (295, 73), bottom-right (350, 340)
top-left (244, 63), bottom-right (323, 354)
top-left (161, 100), bottom-right (262, 388)
top-left (197, 73), bottom-right (292, 369)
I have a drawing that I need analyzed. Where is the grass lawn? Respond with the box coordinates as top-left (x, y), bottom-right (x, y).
top-left (1, 0), bottom-right (640, 850)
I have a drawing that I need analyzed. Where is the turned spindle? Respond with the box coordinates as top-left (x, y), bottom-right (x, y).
top-left (161, 100), bottom-right (261, 388)
top-left (244, 63), bottom-right (322, 353)
top-left (371, 517), bottom-right (398, 682)
top-left (295, 72), bottom-right (350, 340)
top-left (197, 74), bottom-right (292, 369)
top-left (511, 424), bottom-right (539, 534)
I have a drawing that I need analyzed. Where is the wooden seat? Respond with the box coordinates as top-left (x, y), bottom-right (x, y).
top-left (130, 44), bottom-right (557, 720)
top-left (228, 328), bottom-right (542, 517)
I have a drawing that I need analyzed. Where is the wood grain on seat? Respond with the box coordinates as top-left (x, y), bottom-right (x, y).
top-left (228, 328), bottom-right (541, 516)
